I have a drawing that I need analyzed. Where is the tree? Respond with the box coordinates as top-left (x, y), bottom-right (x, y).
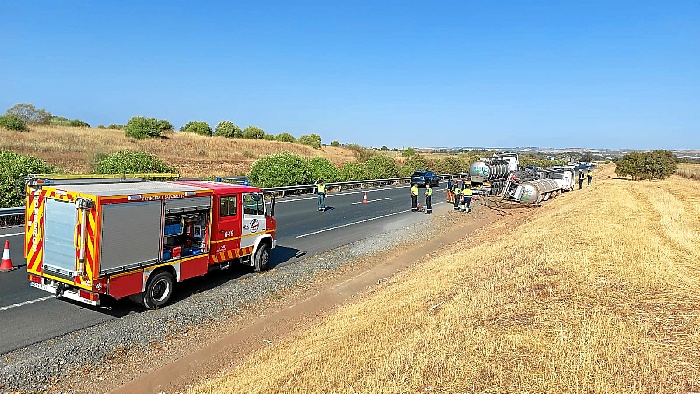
top-left (399, 154), bottom-right (431, 177)
top-left (276, 132), bottom-right (296, 143)
top-left (615, 150), bottom-right (677, 180)
top-left (309, 157), bottom-right (341, 182)
top-left (298, 133), bottom-right (322, 149)
top-left (435, 156), bottom-right (466, 174)
top-left (401, 147), bottom-right (416, 157)
top-left (124, 116), bottom-right (173, 139)
top-left (213, 120), bottom-right (242, 138)
top-left (180, 121), bottom-right (212, 136)
top-left (249, 152), bottom-right (312, 187)
top-left (0, 114), bottom-right (29, 132)
top-left (340, 162), bottom-right (367, 182)
top-left (0, 150), bottom-right (55, 208)
top-left (330, 140), bottom-right (340, 147)
top-left (94, 150), bottom-right (176, 174)
top-left (242, 126), bottom-right (265, 139)
top-left (263, 133), bottom-right (276, 141)
top-left (364, 155), bottom-right (398, 179)
top-left (6, 103), bottom-right (52, 124)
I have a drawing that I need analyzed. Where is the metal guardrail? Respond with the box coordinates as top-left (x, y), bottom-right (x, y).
top-left (0, 207), bottom-right (24, 229)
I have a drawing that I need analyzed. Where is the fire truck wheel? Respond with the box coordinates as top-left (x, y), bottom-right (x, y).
top-left (143, 270), bottom-right (175, 309)
top-left (253, 243), bottom-right (270, 272)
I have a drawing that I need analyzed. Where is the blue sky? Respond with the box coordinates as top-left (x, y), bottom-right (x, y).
top-left (1, 1), bottom-right (698, 150)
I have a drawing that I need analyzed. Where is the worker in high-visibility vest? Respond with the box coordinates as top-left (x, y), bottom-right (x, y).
top-left (315, 180), bottom-right (326, 211)
top-left (410, 183), bottom-right (419, 212)
top-left (453, 184), bottom-right (461, 210)
top-left (587, 170), bottom-right (593, 186)
top-left (462, 185), bottom-right (473, 213)
top-left (424, 184), bottom-right (433, 214)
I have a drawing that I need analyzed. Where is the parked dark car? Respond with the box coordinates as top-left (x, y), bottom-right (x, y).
top-left (411, 170), bottom-right (440, 187)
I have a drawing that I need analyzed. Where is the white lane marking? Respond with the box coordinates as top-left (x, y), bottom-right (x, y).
top-left (0, 296), bottom-right (53, 312)
top-left (0, 232), bottom-right (24, 238)
top-left (295, 201), bottom-right (445, 239)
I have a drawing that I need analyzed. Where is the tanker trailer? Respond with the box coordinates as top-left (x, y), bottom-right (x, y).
top-left (513, 179), bottom-right (560, 205)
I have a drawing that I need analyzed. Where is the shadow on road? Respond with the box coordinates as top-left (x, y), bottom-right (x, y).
top-left (86, 244), bottom-right (306, 315)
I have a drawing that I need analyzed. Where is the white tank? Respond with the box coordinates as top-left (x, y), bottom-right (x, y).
top-left (514, 179), bottom-right (560, 204)
top-left (469, 159), bottom-right (509, 183)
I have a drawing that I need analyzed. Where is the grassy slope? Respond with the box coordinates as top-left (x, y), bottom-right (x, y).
top-left (196, 164), bottom-right (700, 393)
top-left (0, 126), bottom-right (356, 178)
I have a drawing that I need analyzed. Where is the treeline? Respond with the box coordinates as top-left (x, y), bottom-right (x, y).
top-left (614, 150), bottom-right (678, 180)
top-left (0, 103), bottom-right (326, 149)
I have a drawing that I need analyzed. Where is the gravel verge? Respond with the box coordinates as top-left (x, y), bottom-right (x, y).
top-left (0, 206), bottom-right (479, 394)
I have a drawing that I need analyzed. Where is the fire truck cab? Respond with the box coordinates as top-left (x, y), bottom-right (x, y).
top-left (24, 175), bottom-right (276, 309)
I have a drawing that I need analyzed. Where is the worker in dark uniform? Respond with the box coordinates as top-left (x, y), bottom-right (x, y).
top-left (424, 184), bottom-right (433, 214)
top-left (578, 170), bottom-right (585, 190)
top-left (410, 183), bottom-right (419, 212)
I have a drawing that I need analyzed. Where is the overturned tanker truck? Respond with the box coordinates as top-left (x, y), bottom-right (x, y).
top-left (469, 152), bottom-right (579, 206)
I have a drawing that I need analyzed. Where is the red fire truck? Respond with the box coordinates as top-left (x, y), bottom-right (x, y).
top-left (24, 175), bottom-right (276, 309)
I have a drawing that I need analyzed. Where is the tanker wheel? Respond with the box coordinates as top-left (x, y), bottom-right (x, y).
top-left (254, 243), bottom-right (270, 272)
top-left (143, 270), bottom-right (175, 309)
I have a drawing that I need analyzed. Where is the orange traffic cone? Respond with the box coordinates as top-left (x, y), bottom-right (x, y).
top-left (363, 192), bottom-right (368, 203)
top-left (1, 239), bottom-right (14, 272)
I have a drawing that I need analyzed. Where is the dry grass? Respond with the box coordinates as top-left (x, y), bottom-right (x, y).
top-left (676, 163), bottom-right (700, 180)
top-left (0, 125), bottom-right (356, 178)
top-left (194, 164), bottom-right (700, 393)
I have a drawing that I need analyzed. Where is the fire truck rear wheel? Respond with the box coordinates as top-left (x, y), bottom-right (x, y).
top-left (254, 243), bottom-right (270, 272)
top-left (143, 270), bottom-right (175, 309)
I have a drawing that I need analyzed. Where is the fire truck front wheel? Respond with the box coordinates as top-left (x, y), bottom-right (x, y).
top-left (254, 243), bottom-right (270, 272)
top-left (143, 270), bottom-right (175, 309)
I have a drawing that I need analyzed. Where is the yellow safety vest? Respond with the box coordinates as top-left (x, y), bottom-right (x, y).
top-left (317, 183), bottom-right (325, 193)
top-left (463, 188), bottom-right (472, 197)
top-left (425, 186), bottom-right (433, 196)
top-left (454, 187), bottom-right (461, 195)
top-left (411, 185), bottom-right (418, 196)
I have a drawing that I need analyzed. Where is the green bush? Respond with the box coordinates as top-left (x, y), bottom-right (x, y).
top-left (364, 155), bottom-right (398, 179)
top-left (0, 150), bottom-right (55, 208)
top-left (94, 150), bottom-right (177, 175)
top-left (180, 121), bottom-right (212, 136)
top-left (330, 140), bottom-right (340, 147)
top-left (97, 124), bottom-right (106, 129)
top-left (124, 117), bottom-right (173, 139)
top-left (298, 133), bottom-right (322, 149)
top-left (49, 117), bottom-right (91, 128)
top-left (401, 147), bottom-right (416, 157)
top-left (108, 124), bottom-right (125, 130)
top-left (344, 143), bottom-right (374, 162)
top-left (0, 114), bottom-right (29, 131)
top-left (276, 132), bottom-right (296, 143)
top-left (435, 156), bottom-right (466, 174)
top-left (615, 150), bottom-right (677, 180)
top-left (263, 133), bottom-right (276, 141)
top-left (309, 157), bottom-right (341, 183)
top-left (249, 152), bottom-right (312, 188)
top-left (340, 162), bottom-right (366, 182)
top-left (399, 154), bottom-right (431, 177)
top-left (243, 126), bottom-right (265, 139)
top-left (213, 121), bottom-right (242, 138)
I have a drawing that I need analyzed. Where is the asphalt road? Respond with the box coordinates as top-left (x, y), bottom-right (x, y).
top-left (0, 183), bottom-right (448, 355)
